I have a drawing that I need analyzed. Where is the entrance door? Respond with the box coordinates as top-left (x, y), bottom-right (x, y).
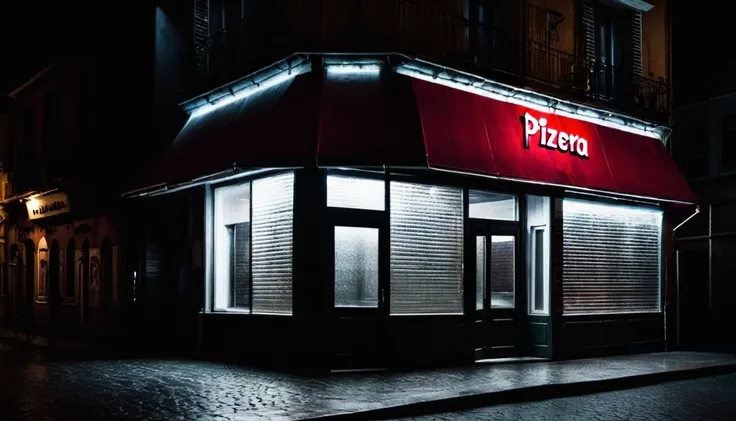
top-left (329, 209), bottom-right (388, 369)
top-left (472, 222), bottom-right (521, 360)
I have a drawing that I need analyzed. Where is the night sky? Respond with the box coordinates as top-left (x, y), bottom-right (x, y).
top-left (0, 2), bottom-right (87, 96)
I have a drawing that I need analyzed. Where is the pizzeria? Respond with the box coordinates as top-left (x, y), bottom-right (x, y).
top-left (125, 55), bottom-right (696, 371)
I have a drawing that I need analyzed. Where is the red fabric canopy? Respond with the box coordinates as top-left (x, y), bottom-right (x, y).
top-left (411, 78), bottom-right (696, 203)
top-left (139, 68), bottom-right (695, 204)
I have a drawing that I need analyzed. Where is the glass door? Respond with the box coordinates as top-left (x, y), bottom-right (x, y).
top-left (473, 223), bottom-right (521, 360)
top-left (329, 214), bottom-right (389, 369)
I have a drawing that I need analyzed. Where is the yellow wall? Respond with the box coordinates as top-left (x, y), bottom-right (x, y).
top-left (642, 0), bottom-right (668, 80)
top-left (526, 0), bottom-right (577, 54)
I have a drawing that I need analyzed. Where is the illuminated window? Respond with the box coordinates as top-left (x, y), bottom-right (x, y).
top-left (334, 226), bottom-right (379, 308)
top-left (527, 195), bottom-right (550, 315)
top-left (327, 174), bottom-right (385, 211)
top-left (212, 172), bottom-right (294, 314)
top-left (562, 199), bottom-right (662, 315)
top-left (390, 182), bottom-right (464, 315)
top-left (469, 190), bottom-right (518, 221)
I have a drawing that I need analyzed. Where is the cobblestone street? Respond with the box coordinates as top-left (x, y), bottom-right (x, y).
top-left (0, 338), bottom-right (734, 420)
top-left (391, 373), bottom-right (736, 421)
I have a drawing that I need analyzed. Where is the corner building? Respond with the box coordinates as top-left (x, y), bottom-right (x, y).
top-left (126, 0), bottom-right (695, 371)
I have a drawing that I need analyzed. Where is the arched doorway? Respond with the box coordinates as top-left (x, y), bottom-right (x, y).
top-left (100, 238), bottom-right (113, 329)
top-left (81, 239), bottom-right (90, 326)
top-left (49, 239), bottom-right (60, 340)
top-left (8, 244), bottom-right (18, 333)
top-left (22, 239), bottom-right (35, 337)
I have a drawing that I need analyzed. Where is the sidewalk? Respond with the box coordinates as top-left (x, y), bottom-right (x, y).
top-left (294, 352), bottom-right (736, 420)
top-left (1, 331), bottom-right (734, 421)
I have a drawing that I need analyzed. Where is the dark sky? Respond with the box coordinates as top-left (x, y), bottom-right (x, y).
top-left (0, 2), bottom-right (86, 96)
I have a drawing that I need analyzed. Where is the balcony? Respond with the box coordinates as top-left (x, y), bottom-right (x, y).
top-left (190, 0), bottom-right (669, 120)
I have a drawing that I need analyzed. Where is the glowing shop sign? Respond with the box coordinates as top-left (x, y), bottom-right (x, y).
top-left (523, 112), bottom-right (589, 158)
top-left (25, 192), bottom-right (71, 220)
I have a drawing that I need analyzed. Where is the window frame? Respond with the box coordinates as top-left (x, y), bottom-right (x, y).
top-left (529, 225), bottom-right (548, 315)
top-left (206, 170), bottom-right (295, 315)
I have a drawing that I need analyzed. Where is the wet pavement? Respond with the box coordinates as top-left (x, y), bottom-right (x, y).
top-left (390, 372), bottom-right (736, 420)
top-left (0, 338), bottom-right (735, 420)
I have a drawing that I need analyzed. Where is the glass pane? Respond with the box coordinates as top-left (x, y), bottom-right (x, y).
top-left (334, 226), bottom-right (379, 308)
top-left (562, 199), bottom-right (662, 315)
top-left (214, 182), bottom-right (251, 311)
top-left (469, 190), bottom-right (518, 221)
top-left (327, 175), bottom-right (385, 211)
top-left (390, 182), bottom-right (464, 315)
top-left (490, 236), bottom-right (515, 308)
top-left (251, 172), bottom-right (294, 315)
top-left (533, 229), bottom-right (545, 312)
top-left (527, 195), bottom-right (550, 315)
top-left (476, 236), bottom-right (486, 310)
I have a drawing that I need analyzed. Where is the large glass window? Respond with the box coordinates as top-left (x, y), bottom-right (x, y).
top-left (214, 182), bottom-right (251, 311)
top-left (490, 236), bottom-right (515, 308)
top-left (212, 172), bottom-right (294, 314)
top-left (562, 199), bottom-right (662, 315)
top-left (327, 174), bottom-right (385, 211)
top-left (390, 182), bottom-right (464, 315)
top-left (469, 190), bottom-right (518, 221)
top-left (334, 226), bottom-right (379, 308)
top-left (527, 195), bottom-right (550, 315)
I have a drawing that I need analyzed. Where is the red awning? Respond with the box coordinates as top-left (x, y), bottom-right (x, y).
top-left (134, 67), bottom-right (695, 204)
top-left (411, 78), bottom-right (696, 204)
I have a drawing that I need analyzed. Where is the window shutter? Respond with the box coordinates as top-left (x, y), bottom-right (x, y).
top-left (580, 3), bottom-right (596, 64)
top-left (562, 199), bottom-right (662, 315)
top-left (194, 0), bottom-right (210, 77)
top-left (390, 182), bottom-right (464, 315)
top-left (251, 172), bottom-right (294, 315)
top-left (632, 10), bottom-right (643, 76)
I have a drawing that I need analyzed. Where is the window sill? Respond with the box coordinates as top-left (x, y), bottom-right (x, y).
top-left (206, 310), bottom-right (293, 316)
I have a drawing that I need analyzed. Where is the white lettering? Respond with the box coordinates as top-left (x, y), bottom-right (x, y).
top-left (558, 132), bottom-right (569, 152)
top-left (522, 113), bottom-right (589, 158)
top-left (577, 137), bottom-right (589, 157)
top-left (546, 128), bottom-right (558, 148)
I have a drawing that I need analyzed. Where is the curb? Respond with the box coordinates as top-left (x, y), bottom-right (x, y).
top-left (303, 363), bottom-right (736, 420)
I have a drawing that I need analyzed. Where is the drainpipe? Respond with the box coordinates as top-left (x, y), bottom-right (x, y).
top-left (671, 205), bottom-right (700, 349)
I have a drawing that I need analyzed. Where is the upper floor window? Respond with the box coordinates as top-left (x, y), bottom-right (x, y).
top-left (22, 107), bottom-right (36, 163)
top-left (722, 115), bottom-right (736, 171)
top-left (686, 125), bottom-right (708, 179)
top-left (209, 0), bottom-right (246, 34)
top-left (43, 89), bottom-right (61, 154)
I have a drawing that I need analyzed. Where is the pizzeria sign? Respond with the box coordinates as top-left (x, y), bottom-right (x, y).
top-left (26, 192), bottom-right (71, 221)
top-left (522, 112), bottom-right (589, 158)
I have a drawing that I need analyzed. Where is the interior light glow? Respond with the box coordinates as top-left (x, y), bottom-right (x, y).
top-left (395, 66), bottom-right (662, 141)
top-left (326, 64), bottom-right (382, 75)
top-left (564, 198), bottom-right (663, 219)
top-left (191, 65), bottom-right (310, 118)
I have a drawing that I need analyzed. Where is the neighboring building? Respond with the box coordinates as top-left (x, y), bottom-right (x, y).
top-left (0, 1), bottom-right (188, 345)
top-left (672, 73), bottom-right (736, 350)
top-left (670, 2), bottom-right (736, 351)
top-left (122, 0), bottom-right (694, 371)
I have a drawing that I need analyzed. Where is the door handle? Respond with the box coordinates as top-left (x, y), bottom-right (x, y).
top-left (380, 288), bottom-right (385, 304)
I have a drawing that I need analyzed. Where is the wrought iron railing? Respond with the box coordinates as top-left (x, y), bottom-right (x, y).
top-left (190, 0), bottom-right (669, 118)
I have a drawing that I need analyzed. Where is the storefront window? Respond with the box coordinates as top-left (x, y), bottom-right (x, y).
top-left (212, 172), bottom-right (294, 314)
top-left (469, 190), bottom-right (518, 221)
top-left (213, 182), bottom-right (251, 311)
top-left (334, 226), bottom-right (379, 307)
top-left (490, 236), bottom-right (515, 308)
top-left (527, 195), bottom-right (550, 315)
top-left (390, 182), bottom-right (464, 315)
top-left (562, 199), bottom-right (662, 315)
top-left (327, 174), bottom-right (385, 211)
